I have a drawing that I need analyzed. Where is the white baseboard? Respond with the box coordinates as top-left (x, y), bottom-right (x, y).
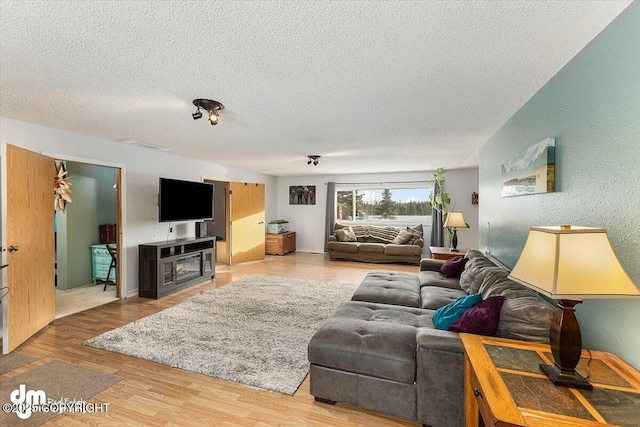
top-left (125, 288), bottom-right (139, 298)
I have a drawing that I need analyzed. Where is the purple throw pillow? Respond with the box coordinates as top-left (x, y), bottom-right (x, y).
top-left (440, 256), bottom-right (468, 278)
top-left (448, 296), bottom-right (505, 336)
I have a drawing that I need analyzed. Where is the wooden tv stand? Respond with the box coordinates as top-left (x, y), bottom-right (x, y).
top-left (138, 236), bottom-right (215, 299)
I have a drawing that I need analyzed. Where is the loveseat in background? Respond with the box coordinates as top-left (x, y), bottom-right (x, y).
top-left (327, 223), bottom-right (424, 265)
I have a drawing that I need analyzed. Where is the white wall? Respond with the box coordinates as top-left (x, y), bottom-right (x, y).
top-left (1, 117), bottom-right (277, 297)
top-left (276, 169), bottom-right (479, 253)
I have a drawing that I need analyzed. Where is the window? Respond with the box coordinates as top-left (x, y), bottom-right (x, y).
top-left (336, 184), bottom-right (433, 226)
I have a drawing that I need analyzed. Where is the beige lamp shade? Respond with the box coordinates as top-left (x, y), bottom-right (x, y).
top-left (508, 226), bottom-right (639, 299)
top-left (443, 211), bottom-right (469, 228)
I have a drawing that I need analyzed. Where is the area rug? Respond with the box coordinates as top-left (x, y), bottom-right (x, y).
top-left (0, 352), bottom-right (38, 375)
top-left (0, 360), bottom-right (122, 427)
top-left (85, 275), bottom-right (357, 394)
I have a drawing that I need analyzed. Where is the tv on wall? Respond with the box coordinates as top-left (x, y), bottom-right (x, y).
top-left (159, 178), bottom-right (214, 222)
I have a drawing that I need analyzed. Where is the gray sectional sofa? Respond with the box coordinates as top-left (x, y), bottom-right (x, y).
top-left (308, 250), bottom-right (555, 427)
top-left (327, 223), bottom-right (424, 265)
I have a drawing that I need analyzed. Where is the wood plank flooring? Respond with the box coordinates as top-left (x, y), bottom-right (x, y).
top-left (5, 252), bottom-right (422, 426)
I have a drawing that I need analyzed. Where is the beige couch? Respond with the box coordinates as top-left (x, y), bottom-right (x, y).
top-left (327, 223), bottom-right (424, 265)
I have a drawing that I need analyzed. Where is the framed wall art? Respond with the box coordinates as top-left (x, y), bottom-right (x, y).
top-left (289, 185), bottom-right (316, 205)
top-left (501, 138), bottom-right (555, 197)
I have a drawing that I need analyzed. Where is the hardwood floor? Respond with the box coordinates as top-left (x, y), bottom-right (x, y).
top-left (5, 252), bottom-right (421, 427)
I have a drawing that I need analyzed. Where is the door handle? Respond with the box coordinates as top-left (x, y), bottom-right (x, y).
top-left (258, 221), bottom-right (264, 224)
top-left (8, 246), bottom-right (19, 253)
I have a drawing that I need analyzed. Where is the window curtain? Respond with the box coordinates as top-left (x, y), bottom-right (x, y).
top-left (324, 182), bottom-right (336, 252)
top-left (430, 209), bottom-right (444, 247)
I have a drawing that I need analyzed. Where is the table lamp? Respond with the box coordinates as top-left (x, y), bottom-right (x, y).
top-left (443, 211), bottom-right (469, 251)
top-left (507, 225), bottom-right (640, 390)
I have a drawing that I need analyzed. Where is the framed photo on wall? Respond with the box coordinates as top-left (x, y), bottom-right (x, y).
top-left (501, 138), bottom-right (555, 197)
top-left (289, 185), bottom-right (316, 205)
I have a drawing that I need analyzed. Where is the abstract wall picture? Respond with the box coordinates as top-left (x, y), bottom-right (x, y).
top-left (501, 138), bottom-right (555, 197)
top-left (289, 185), bottom-right (316, 205)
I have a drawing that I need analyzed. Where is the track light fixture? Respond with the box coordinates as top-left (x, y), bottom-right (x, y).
top-left (192, 99), bottom-right (224, 126)
top-left (307, 155), bottom-right (321, 166)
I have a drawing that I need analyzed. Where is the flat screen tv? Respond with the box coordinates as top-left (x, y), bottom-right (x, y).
top-left (159, 178), bottom-right (213, 222)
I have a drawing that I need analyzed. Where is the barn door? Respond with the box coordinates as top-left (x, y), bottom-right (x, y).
top-left (230, 182), bottom-right (265, 264)
top-left (2, 144), bottom-right (55, 353)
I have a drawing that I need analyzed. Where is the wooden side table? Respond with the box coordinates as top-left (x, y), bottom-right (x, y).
top-left (265, 232), bottom-right (296, 256)
top-left (429, 246), bottom-right (467, 260)
top-left (460, 334), bottom-right (640, 427)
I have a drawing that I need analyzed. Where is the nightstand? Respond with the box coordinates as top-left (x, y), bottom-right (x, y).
top-left (429, 246), bottom-right (467, 260)
top-left (460, 334), bottom-right (640, 427)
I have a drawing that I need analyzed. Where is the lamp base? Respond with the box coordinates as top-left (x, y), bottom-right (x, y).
top-left (450, 248), bottom-right (460, 252)
top-left (539, 363), bottom-right (593, 390)
top-left (543, 299), bottom-right (593, 390)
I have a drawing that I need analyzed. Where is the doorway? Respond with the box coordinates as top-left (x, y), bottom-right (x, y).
top-left (201, 180), bottom-right (266, 265)
top-left (54, 160), bottom-right (121, 318)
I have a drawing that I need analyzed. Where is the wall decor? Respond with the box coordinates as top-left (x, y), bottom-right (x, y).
top-left (289, 185), bottom-right (316, 205)
top-left (54, 160), bottom-right (72, 211)
top-left (471, 192), bottom-right (479, 205)
top-left (501, 138), bottom-right (555, 197)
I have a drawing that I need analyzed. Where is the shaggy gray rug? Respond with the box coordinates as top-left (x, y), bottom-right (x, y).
top-left (85, 275), bottom-right (357, 394)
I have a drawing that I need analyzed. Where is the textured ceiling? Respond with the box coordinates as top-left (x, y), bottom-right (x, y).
top-left (0, 1), bottom-right (631, 176)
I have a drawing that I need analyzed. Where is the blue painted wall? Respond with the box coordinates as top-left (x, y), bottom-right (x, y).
top-left (479, 3), bottom-right (640, 368)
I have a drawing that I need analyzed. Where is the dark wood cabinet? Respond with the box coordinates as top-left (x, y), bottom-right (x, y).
top-left (138, 236), bottom-right (215, 299)
top-left (265, 232), bottom-right (296, 256)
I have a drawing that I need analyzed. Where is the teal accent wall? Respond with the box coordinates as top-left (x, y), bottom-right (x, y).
top-left (56, 162), bottom-right (117, 289)
top-left (479, 3), bottom-right (640, 368)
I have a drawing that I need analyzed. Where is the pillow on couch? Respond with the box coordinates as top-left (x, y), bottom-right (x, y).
top-left (448, 296), bottom-right (505, 335)
top-left (432, 293), bottom-right (482, 330)
top-left (405, 224), bottom-right (424, 244)
top-left (440, 256), bottom-right (468, 278)
top-left (334, 223), bottom-right (368, 239)
top-left (392, 229), bottom-right (415, 244)
top-left (335, 226), bottom-right (357, 242)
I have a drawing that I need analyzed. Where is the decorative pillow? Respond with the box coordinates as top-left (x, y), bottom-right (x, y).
top-left (405, 224), bottom-right (424, 244)
top-left (448, 296), bottom-right (505, 336)
top-left (335, 226), bottom-right (357, 242)
top-left (440, 256), bottom-right (468, 278)
top-left (432, 293), bottom-right (482, 330)
top-left (392, 229), bottom-right (415, 244)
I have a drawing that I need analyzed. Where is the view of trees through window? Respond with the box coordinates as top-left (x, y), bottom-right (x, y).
top-left (337, 187), bottom-right (432, 225)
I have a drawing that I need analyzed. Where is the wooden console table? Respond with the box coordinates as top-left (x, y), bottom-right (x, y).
top-left (461, 334), bottom-right (640, 427)
top-left (429, 246), bottom-right (467, 260)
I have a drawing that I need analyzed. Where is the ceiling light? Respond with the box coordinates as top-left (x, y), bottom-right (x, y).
top-left (208, 109), bottom-right (219, 125)
top-left (307, 155), bottom-right (321, 166)
top-left (192, 98), bottom-right (224, 126)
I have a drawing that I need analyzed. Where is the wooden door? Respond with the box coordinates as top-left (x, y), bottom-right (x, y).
top-left (230, 182), bottom-right (265, 264)
top-left (3, 144), bottom-right (55, 352)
